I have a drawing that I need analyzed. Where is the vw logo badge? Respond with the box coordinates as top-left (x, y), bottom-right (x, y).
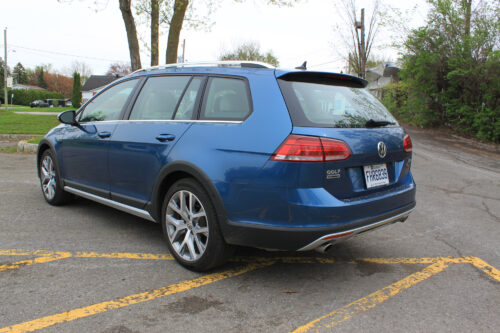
top-left (378, 142), bottom-right (387, 158)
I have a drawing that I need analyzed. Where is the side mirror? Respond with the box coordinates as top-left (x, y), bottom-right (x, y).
top-left (58, 110), bottom-right (77, 125)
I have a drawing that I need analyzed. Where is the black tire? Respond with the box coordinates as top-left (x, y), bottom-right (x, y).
top-left (161, 178), bottom-right (232, 271)
top-left (39, 149), bottom-right (72, 206)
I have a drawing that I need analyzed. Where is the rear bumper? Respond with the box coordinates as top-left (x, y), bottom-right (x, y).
top-left (223, 201), bottom-right (416, 251)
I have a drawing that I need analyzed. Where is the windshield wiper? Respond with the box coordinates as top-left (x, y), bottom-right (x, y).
top-left (365, 119), bottom-right (396, 128)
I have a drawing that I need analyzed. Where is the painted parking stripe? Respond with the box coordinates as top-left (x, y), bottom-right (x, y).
top-left (0, 260), bottom-right (275, 333)
top-left (0, 251), bottom-right (72, 272)
top-left (466, 256), bottom-right (500, 282)
top-left (291, 260), bottom-right (450, 333)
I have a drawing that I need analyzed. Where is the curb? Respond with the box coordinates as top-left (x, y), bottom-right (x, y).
top-left (17, 140), bottom-right (38, 153)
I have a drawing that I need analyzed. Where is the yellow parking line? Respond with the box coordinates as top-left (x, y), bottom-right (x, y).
top-left (0, 260), bottom-right (275, 333)
top-left (0, 251), bottom-right (72, 272)
top-left (465, 256), bottom-right (500, 282)
top-left (291, 260), bottom-right (449, 333)
top-left (74, 251), bottom-right (174, 260)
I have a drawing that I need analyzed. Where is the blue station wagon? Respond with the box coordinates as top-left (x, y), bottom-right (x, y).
top-left (37, 61), bottom-right (416, 271)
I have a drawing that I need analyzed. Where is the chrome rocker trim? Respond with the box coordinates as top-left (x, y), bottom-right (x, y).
top-left (64, 186), bottom-right (155, 222)
top-left (298, 207), bottom-right (415, 252)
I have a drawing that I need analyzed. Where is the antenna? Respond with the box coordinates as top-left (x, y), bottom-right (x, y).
top-left (295, 61), bottom-right (307, 70)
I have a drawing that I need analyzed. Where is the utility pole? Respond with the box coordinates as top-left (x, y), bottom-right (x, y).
top-left (181, 39), bottom-right (186, 63)
top-left (354, 8), bottom-right (366, 79)
top-left (3, 27), bottom-right (7, 111)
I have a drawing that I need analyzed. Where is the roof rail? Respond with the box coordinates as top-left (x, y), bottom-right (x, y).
top-left (131, 61), bottom-right (275, 74)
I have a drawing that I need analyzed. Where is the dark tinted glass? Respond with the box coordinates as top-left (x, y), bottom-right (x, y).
top-left (130, 76), bottom-right (190, 120)
top-left (79, 79), bottom-right (138, 122)
top-left (174, 77), bottom-right (203, 120)
top-left (278, 80), bottom-right (397, 128)
top-left (201, 77), bottom-right (251, 120)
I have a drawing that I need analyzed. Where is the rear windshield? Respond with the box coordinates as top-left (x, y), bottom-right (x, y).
top-left (278, 79), bottom-right (398, 128)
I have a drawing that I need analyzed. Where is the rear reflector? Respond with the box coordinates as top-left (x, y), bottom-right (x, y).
top-left (404, 134), bottom-right (412, 153)
top-left (322, 231), bottom-right (354, 240)
top-left (271, 135), bottom-right (351, 162)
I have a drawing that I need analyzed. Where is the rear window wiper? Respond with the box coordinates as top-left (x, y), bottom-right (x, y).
top-left (365, 119), bottom-right (396, 128)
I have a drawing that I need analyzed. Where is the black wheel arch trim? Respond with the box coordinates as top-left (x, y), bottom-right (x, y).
top-left (36, 138), bottom-right (63, 181)
top-left (150, 161), bottom-right (230, 236)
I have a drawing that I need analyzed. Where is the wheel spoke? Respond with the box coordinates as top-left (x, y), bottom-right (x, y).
top-left (194, 226), bottom-right (208, 237)
top-left (193, 233), bottom-right (206, 253)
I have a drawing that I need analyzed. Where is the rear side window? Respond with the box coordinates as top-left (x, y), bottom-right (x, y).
top-left (278, 79), bottom-right (397, 128)
top-left (200, 77), bottom-right (251, 121)
top-left (130, 76), bottom-right (190, 120)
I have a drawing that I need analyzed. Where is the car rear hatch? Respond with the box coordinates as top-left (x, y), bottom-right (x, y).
top-left (275, 70), bottom-right (412, 200)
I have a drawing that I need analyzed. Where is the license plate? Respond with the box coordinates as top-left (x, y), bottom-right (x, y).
top-left (363, 164), bottom-right (389, 188)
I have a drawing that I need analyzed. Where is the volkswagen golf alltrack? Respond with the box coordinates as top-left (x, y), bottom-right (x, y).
top-left (37, 61), bottom-right (416, 271)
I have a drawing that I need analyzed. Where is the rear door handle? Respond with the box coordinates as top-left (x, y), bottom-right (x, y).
top-left (156, 134), bottom-right (176, 142)
top-left (98, 131), bottom-right (112, 138)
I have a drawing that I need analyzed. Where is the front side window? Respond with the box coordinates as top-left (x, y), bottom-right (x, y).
top-left (129, 76), bottom-right (191, 120)
top-left (201, 77), bottom-right (251, 121)
top-left (79, 79), bottom-right (138, 122)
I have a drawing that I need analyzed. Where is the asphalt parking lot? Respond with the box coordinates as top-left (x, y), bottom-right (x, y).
top-left (0, 127), bottom-right (499, 333)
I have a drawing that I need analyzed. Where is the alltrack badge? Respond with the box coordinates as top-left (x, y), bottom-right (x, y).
top-left (378, 141), bottom-right (387, 158)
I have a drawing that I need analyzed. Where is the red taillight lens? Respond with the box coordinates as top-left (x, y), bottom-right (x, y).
top-left (404, 134), bottom-right (412, 153)
top-left (271, 135), bottom-right (351, 162)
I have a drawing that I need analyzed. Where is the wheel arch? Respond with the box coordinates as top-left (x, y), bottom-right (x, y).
top-left (36, 139), bottom-right (60, 179)
top-left (150, 162), bottom-right (229, 235)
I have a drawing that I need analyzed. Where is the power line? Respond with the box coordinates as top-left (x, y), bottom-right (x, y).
top-left (4, 44), bottom-right (128, 63)
top-left (308, 58), bottom-right (344, 68)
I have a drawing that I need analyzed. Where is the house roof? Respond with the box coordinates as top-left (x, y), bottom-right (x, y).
top-left (81, 75), bottom-right (117, 92)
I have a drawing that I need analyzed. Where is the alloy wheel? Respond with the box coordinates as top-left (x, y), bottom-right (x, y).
top-left (41, 155), bottom-right (57, 200)
top-left (165, 190), bottom-right (209, 261)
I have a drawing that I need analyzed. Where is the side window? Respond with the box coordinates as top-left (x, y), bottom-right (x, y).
top-left (129, 76), bottom-right (190, 120)
top-left (201, 77), bottom-right (251, 121)
top-left (174, 77), bottom-right (204, 120)
top-left (79, 79), bottom-right (138, 122)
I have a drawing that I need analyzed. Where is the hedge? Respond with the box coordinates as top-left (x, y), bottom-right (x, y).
top-left (1, 89), bottom-right (65, 106)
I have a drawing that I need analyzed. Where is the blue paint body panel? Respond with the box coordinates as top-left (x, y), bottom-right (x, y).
top-left (40, 65), bottom-right (416, 251)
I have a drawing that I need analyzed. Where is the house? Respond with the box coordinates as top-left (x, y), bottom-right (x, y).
top-left (366, 63), bottom-right (400, 98)
top-left (81, 75), bottom-right (118, 103)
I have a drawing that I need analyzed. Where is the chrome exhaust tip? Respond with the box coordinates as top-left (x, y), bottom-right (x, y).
top-left (315, 242), bottom-right (333, 254)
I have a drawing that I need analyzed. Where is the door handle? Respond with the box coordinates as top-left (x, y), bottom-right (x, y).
top-left (98, 131), bottom-right (112, 138)
top-left (156, 134), bottom-right (176, 142)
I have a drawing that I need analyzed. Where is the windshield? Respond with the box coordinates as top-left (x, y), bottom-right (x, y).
top-left (278, 79), bottom-right (398, 128)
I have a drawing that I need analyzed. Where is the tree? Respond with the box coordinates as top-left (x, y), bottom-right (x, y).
top-left (219, 42), bottom-right (280, 67)
top-left (0, 58), bottom-right (10, 92)
top-left (385, 0), bottom-right (499, 142)
top-left (72, 72), bottom-right (82, 108)
top-left (69, 61), bottom-right (92, 83)
top-left (119, 0), bottom-right (142, 71)
top-left (151, 0), bottom-right (160, 66)
top-left (334, 0), bottom-right (380, 78)
top-left (45, 73), bottom-right (73, 98)
top-left (128, 0), bottom-right (296, 68)
top-left (106, 62), bottom-right (132, 76)
top-left (13, 62), bottom-right (28, 84)
top-left (37, 67), bottom-right (48, 89)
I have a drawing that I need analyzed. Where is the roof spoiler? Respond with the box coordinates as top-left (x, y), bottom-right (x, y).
top-left (276, 71), bottom-right (368, 88)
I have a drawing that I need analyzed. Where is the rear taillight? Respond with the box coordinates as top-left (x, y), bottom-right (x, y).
top-left (271, 135), bottom-right (351, 162)
top-left (404, 134), bottom-right (412, 153)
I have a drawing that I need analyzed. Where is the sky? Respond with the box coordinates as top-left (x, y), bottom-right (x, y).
top-left (0, 0), bottom-right (429, 76)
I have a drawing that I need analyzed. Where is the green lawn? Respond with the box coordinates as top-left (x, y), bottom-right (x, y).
top-left (8, 106), bottom-right (71, 113)
top-left (0, 110), bottom-right (61, 134)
